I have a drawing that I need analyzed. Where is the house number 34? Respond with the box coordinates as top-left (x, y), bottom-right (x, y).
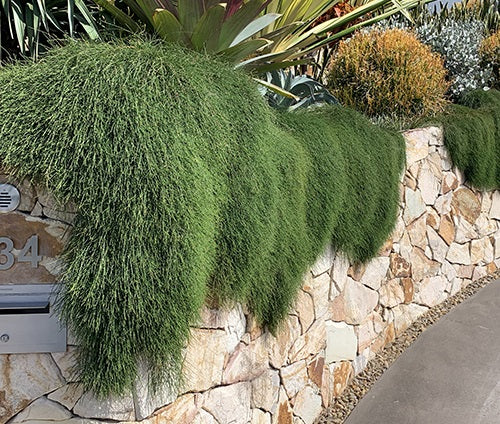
top-left (0, 235), bottom-right (42, 270)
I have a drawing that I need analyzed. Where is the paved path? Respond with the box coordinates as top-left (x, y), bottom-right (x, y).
top-left (345, 280), bottom-right (500, 424)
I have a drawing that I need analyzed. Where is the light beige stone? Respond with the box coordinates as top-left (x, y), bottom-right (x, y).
top-left (342, 278), bottom-right (378, 325)
top-left (473, 266), bottom-right (488, 281)
top-left (439, 146), bottom-right (453, 171)
top-left (495, 235), bottom-right (500, 259)
top-left (48, 383), bottom-right (84, 411)
top-left (133, 361), bottom-right (177, 420)
top-left (481, 192), bottom-right (493, 213)
top-left (192, 409), bottom-right (218, 424)
top-left (391, 214), bottom-right (406, 242)
top-left (427, 227), bottom-right (449, 263)
top-left (426, 207), bottom-right (440, 230)
top-left (404, 128), bottom-right (430, 166)
top-left (9, 397), bottom-right (72, 423)
top-left (418, 164), bottom-right (440, 205)
top-left (452, 188), bottom-right (481, 224)
top-left (203, 382), bottom-right (252, 424)
top-left (410, 247), bottom-right (440, 281)
top-left (331, 253), bottom-right (350, 294)
top-left (288, 319), bottom-right (326, 362)
top-left (438, 214), bottom-right (455, 245)
top-left (51, 348), bottom-right (78, 383)
top-left (252, 409), bottom-right (272, 424)
top-left (490, 191), bottom-right (500, 220)
top-left (434, 192), bottom-right (453, 215)
top-left (358, 257), bottom-right (390, 290)
top-left (407, 215), bottom-right (427, 248)
top-left (303, 272), bottom-right (330, 319)
top-left (325, 321), bottom-right (357, 363)
top-left (441, 260), bottom-right (457, 283)
top-left (0, 354), bottom-right (65, 424)
top-left (251, 369), bottom-right (280, 412)
top-left (427, 151), bottom-right (443, 179)
top-left (456, 264), bottom-right (474, 279)
top-left (268, 315), bottom-right (301, 369)
top-left (280, 361), bottom-right (308, 399)
top-left (198, 305), bottom-right (246, 354)
top-left (183, 329), bottom-right (227, 392)
top-left (446, 243), bottom-right (471, 265)
top-left (379, 279), bottom-right (405, 308)
top-left (292, 386), bottom-right (322, 424)
top-left (153, 393), bottom-right (198, 424)
top-left (294, 290), bottom-right (315, 333)
top-left (471, 237), bottom-right (494, 265)
top-left (73, 392), bottom-right (135, 421)
top-left (399, 232), bottom-right (413, 262)
top-left (403, 188), bottom-right (426, 224)
top-left (416, 276), bottom-right (447, 307)
top-left (475, 213), bottom-right (497, 237)
top-left (449, 278), bottom-right (464, 296)
top-left (223, 336), bottom-right (268, 384)
top-left (393, 304), bottom-right (428, 336)
top-left (311, 246), bottom-right (334, 276)
top-left (356, 320), bottom-right (378, 352)
top-left (455, 216), bottom-right (478, 243)
top-left (441, 172), bottom-right (458, 194)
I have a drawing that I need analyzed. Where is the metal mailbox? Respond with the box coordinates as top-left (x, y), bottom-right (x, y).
top-left (0, 181), bottom-right (67, 354)
top-left (0, 284), bottom-right (66, 354)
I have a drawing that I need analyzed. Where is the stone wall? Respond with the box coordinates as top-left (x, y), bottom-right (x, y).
top-left (1, 126), bottom-right (499, 424)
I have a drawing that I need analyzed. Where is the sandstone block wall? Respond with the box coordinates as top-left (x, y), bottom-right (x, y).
top-left (1, 126), bottom-right (499, 424)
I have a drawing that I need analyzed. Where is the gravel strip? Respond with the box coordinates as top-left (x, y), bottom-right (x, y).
top-left (317, 271), bottom-right (500, 424)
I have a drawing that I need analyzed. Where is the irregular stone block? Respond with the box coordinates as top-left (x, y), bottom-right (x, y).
top-left (446, 243), bottom-right (471, 265)
top-left (182, 329), bottom-right (227, 392)
top-left (203, 382), bottom-right (251, 424)
top-left (325, 321), bottom-right (357, 363)
top-left (0, 354), bottom-right (65, 424)
top-left (251, 369), bottom-right (279, 412)
top-left (9, 397), bottom-right (72, 423)
top-left (73, 391), bottom-right (135, 421)
top-left (342, 278), bottom-right (378, 325)
top-left (280, 360), bottom-right (308, 399)
top-left (359, 257), bottom-right (390, 290)
top-left (452, 188), bottom-right (481, 224)
top-left (292, 386), bottom-right (322, 424)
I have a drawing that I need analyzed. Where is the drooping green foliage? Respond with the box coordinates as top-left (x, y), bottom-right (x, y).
top-left (430, 89), bottom-right (500, 189)
top-left (0, 39), bottom-right (404, 396)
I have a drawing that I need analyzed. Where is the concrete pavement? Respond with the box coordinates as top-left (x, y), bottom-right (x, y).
top-left (345, 279), bottom-right (500, 424)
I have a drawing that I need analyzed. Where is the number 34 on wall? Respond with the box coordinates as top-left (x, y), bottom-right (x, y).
top-left (0, 236), bottom-right (42, 271)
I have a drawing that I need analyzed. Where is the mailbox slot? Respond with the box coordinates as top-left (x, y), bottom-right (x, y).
top-left (0, 284), bottom-right (66, 354)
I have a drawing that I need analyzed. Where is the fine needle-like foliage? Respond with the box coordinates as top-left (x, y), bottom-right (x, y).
top-left (0, 39), bottom-right (405, 396)
top-left (430, 89), bottom-right (500, 190)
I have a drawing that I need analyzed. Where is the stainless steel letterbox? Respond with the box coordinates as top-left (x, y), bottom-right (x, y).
top-left (0, 284), bottom-right (66, 354)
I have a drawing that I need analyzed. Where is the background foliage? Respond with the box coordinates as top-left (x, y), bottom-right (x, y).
top-left (0, 39), bottom-right (405, 395)
top-left (326, 28), bottom-right (449, 119)
top-left (379, 0), bottom-right (499, 99)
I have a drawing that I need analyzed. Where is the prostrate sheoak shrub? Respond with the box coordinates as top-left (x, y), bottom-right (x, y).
top-left (0, 39), bottom-right (405, 396)
top-left (431, 89), bottom-right (500, 189)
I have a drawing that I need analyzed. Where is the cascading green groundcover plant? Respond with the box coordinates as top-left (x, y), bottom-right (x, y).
top-left (430, 88), bottom-right (500, 190)
top-left (0, 39), bottom-right (405, 396)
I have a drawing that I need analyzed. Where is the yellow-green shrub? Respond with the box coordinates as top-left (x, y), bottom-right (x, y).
top-left (481, 30), bottom-right (500, 87)
top-left (327, 28), bottom-right (450, 118)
